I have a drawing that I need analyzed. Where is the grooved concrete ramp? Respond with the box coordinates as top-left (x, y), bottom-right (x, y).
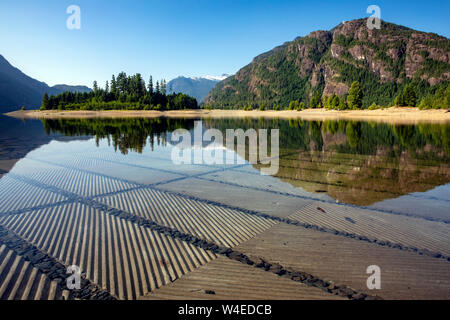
top-left (236, 223), bottom-right (450, 300)
top-left (141, 256), bottom-right (344, 300)
top-left (96, 187), bottom-right (277, 247)
top-left (0, 203), bottom-right (216, 300)
top-left (289, 202), bottom-right (450, 256)
top-left (0, 176), bottom-right (67, 214)
top-left (1, 141), bottom-right (449, 300)
top-left (0, 245), bottom-right (68, 300)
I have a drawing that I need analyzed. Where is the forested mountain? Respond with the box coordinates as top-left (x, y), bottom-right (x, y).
top-left (167, 75), bottom-right (228, 102)
top-left (52, 84), bottom-right (91, 93)
top-left (205, 19), bottom-right (450, 109)
top-left (0, 55), bottom-right (91, 112)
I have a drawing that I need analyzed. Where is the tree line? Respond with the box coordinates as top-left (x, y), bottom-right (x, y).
top-left (41, 72), bottom-right (198, 111)
top-left (217, 80), bottom-right (450, 111)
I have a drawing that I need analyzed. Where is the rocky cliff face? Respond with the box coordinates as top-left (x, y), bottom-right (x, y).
top-left (205, 19), bottom-right (450, 108)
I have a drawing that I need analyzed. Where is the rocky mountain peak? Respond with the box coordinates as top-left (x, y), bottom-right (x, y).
top-left (205, 18), bottom-right (450, 108)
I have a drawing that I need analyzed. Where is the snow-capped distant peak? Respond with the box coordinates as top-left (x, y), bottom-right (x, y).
top-left (203, 74), bottom-right (229, 81)
top-left (189, 74), bottom-right (229, 81)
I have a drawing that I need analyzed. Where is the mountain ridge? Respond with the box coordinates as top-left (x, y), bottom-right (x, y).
top-left (167, 75), bottom-right (229, 102)
top-left (0, 54), bottom-right (91, 112)
top-left (52, 84), bottom-right (91, 93)
top-left (205, 18), bottom-right (450, 108)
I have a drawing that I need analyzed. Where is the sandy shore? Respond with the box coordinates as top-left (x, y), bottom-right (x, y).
top-left (5, 107), bottom-right (450, 124)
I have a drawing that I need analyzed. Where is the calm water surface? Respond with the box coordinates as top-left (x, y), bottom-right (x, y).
top-left (0, 115), bottom-right (449, 220)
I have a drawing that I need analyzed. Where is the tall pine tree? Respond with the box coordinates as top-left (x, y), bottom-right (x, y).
top-left (161, 79), bottom-right (166, 95)
top-left (93, 81), bottom-right (99, 93)
top-left (41, 93), bottom-right (49, 110)
top-left (310, 90), bottom-right (321, 108)
top-left (111, 75), bottom-right (117, 96)
top-left (347, 81), bottom-right (363, 109)
top-left (148, 76), bottom-right (154, 94)
top-left (402, 84), bottom-right (416, 107)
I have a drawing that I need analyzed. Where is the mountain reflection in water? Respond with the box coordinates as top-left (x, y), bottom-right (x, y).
top-left (39, 117), bottom-right (450, 206)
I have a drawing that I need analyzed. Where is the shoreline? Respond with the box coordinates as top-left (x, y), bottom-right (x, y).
top-left (5, 107), bottom-right (450, 124)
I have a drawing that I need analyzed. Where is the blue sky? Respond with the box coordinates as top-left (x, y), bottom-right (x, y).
top-left (0, 0), bottom-right (449, 87)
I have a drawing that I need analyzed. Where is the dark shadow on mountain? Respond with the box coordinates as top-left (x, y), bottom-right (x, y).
top-left (0, 115), bottom-right (91, 177)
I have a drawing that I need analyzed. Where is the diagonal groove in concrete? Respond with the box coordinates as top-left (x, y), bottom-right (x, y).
top-left (2, 172), bottom-right (446, 300)
top-left (0, 224), bottom-right (116, 300)
top-left (27, 155), bottom-right (450, 224)
top-left (6, 163), bottom-right (450, 262)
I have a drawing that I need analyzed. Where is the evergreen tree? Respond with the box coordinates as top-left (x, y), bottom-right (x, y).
top-left (156, 81), bottom-right (160, 93)
top-left (417, 83), bottom-right (450, 109)
top-left (394, 92), bottom-right (405, 106)
top-left (117, 72), bottom-right (128, 94)
top-left (310, 90), bottom-right (321, 108)
top-left (93, 81), bottom-right (99, 93)
top-left (418, 95), bottom-right (434, 109)
top-left (338, 97), bottom-right (347, 110)
top-left (105, 81), bottom-right (109, 94)
top-left (41, 93), bottom-right (49, 110)
top-left (148, 76), bottom-right (154, 94)
top-left (111, 75), bottom-right (117, 95)
top-left (445, 84), bottom-right (450, 108)
top-left (288, 100), bottom-right (299, 110)
top-left (402, 84), bottom-right (417, 107)
top-left (132, 73), bottom-right (144, 96)
top-left (161, 79), bottom-right (166, 95)
top-left (325, 96), bottom-right (332, 109)
top-left (435, 85), bottom-right (445, 104)
top-left (331, 94), bottom-right (340, 109)
top-left (347, 81), bottom-right (363, 109)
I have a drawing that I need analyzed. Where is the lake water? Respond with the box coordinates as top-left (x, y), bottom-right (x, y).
top-left (1, 116), bottom-right (448, 220)
top-left (0, 114), bottom-right (449, 300)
